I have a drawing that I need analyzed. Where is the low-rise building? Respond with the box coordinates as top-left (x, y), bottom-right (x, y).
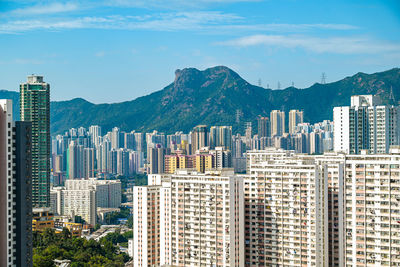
top-left (32, 207), bottom-right (54, 232)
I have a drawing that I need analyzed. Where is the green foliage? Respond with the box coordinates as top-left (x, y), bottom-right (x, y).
top-left (33, 228), bottom-right (130, 266)
top-left (104, 207), bottom-right (131, 225)
top-left (116, 174), bottom-right (147, 188)
top-left (100, 230), bottom-right (133, 248)
top-left (126, 216), bottom-right (133, 228)
top-left (123, 230), bottom-right (133, 239)
top-left (133, 174), bottom-right (147, 186)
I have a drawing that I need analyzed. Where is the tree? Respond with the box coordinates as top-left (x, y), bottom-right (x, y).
top-left (61, 227), bottom-right (72, 239)
top-left (33, 254), bottom-right (54, 267)
top-left (127, 215), bottom-right (133, 228)
top-left (33, 228), bottom-right (131, 265)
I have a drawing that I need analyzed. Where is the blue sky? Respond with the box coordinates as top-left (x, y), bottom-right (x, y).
top-left (0, 0), bottom-right (399, 103)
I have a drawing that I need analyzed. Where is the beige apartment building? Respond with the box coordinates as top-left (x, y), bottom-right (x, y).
top-left (246, 149), bottom-right (330, 266)
top-left (134, 147), bottom-right (400, 267)
top-left (133, 169), bottom-right (244, 267)
top-left (133, 185), bottom-right (162, 267)
top-left (246, 147), bottom-right (400, 267)
top-left (344, 151), bottom-right (400, 266)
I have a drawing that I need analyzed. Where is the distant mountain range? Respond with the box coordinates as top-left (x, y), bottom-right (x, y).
top-left (1, 66), bottom-right (399, 135)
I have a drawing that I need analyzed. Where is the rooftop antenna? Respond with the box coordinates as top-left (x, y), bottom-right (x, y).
top-left (321, 72), bottom-right (327, 84)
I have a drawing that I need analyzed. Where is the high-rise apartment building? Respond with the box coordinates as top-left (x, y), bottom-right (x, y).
top-left (210, 126), bottom-right (232, 150)
top-left (134, 132), bottom-right (144, 152)
top-left (133, 170), bottom-right (244, 267)
top-left (343, 150), bottom-right (400, 266)
top-left (52, 178), bottom-right (121, 226)
top-left (257, 116), bottom-right (270, 138)
top-left (67, 141), bottom-right (83, 179)
top-left (133, 185), bottom-right (163, 267)
top-left (0, 99), bottom-right (33, 267)
top-left (270, 110), bottom-right (286, 136)
top-left (148, 146), bottom-right (168, 174)
top-left (191, 125), bottom-right (209, 153)
top-left (20, 75), bottom-right (50, 207)
top-left (89, 125), bottom-right (102, 147)
top-left (247, 147), bottom-right (400, 266)
top-left (134, 145), bottom-right (400, 266)
top-left (61, 187), bottom-right (97, 226)
top-left (164, 154), bottom-right (194, 174)
top-left (289, 109), bottom-right (304, 134)
top-left (209, 146), bottom-right (232, 169)
top-left (64, 178), bottom-right (121, 208)
top-left (246, 149), bottom-right (330, 266)
top-left (169, 170), bottom-right (244, 266)
top-left (84, 148), bottom-right (95, 178)
top-left (111, 127), bottom-right (121, 149)
top-left (333, 95), bottom-right (400, 154)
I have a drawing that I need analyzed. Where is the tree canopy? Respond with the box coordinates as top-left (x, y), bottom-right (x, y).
top-left (33, 228), bottom-right (130, 267)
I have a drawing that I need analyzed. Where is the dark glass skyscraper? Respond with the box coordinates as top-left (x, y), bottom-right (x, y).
top-left (0, 100), bottom-right (33, 267)
top-left (20, 75), bottom-right (50, 207)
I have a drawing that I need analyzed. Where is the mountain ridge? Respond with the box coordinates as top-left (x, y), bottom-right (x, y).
top-left (1, 66), bottom-right (399, 134)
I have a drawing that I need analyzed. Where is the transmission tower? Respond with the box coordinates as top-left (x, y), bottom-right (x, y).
top-left (258, 78), bottom-right (262, 87)
top-left (277, 81), bottom-right (281, 90)
top-left (321, 72), bottom-right (327, 84)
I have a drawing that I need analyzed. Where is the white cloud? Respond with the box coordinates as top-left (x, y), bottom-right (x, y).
top-left (10, 2), bottom-right (78, 16)
top-left (0, 11), bottom-right (242, 33)
top-left (0, 12), bottom-right (360, 35)
top-left (217, 23), bottom-right (358, 32)
top-left (103, 0), bottom-right (261, 9)
top-left (218, 34), bottom-right (400, 54)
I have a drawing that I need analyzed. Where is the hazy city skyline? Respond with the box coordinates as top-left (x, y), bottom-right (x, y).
top-left (1, 0), bottom-right (399, 103)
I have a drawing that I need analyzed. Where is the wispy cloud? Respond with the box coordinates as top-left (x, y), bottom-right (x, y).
top-left (9, 2), bottom-right (78, 16)
top-left (0, 11), bottom-right (360, 35)
top-left (104, 0), bottom-right (261, 9)
top-left (218, 34), bottom-right (400, 54)
top-left (0, 11), bottom-right (242, 33)
top-left (217, 23), bottom-right (358, 32)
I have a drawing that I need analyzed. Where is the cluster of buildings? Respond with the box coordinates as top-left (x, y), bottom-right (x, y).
top-left (0, 75), bottom-right (123, 266)
top-left (55, 110), bottom-right (334, 180)
top-left (52, 126), bottom-right (145, 183)
top-left (50, 178), bottom-right (122, 226)
top-left (1, 71), bottom-right (400, 267)
top-left (334, 95), bottom-right (400, 154)
top-left (132, 147), bottom-right (400, 266)
top-left (131, 95), bottom-right (400, 266)
top-left (0, 74), bottom-right (51, 267)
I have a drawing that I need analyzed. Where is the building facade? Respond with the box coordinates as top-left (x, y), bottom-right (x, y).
top-left (20, 75), bottom-right (51, 207)
top-left (270, 110), bottom-right (286, 137)
top-left (0, 100), bottom-right (33, 267)
top-left (289, 109), bottom-right (304, 134)
top-left (246, 149), bottom-right (330, 266)
top-left (133, 170), bottom-right (244, 267)
top-left (334, 95), bottom-right (400, 154)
